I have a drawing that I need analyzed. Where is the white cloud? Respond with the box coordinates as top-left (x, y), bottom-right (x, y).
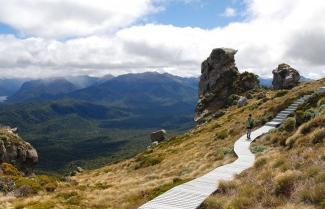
top-left (0, 0), bottom-right (325, 79)
top-left (222, 7), bottom-right (237, 17)
top-left (0, 0), bottom-right (157, 38)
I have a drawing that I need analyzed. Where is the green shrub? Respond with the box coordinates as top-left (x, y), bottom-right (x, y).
top-left (37, 175), bottom-right (58, 192)
top-left (248, 103), bottom-right (258, 110)
top-left (56, 191), bottom-right (81, 205)
top-left (274, 90), bottom-right (288, 98)
top-left (0, 176), bottom-right (16, 193)
top-left (134, 154), bottom-right (163, 169)
top-left (304, 109), bottom-right (316, 121)
top-left (215, 129), bottom-right (228, 140)
top-left (223, 147), bottom-right (235, 156)
top-left (295, 110), bottom-right (305, 125)
top-left (251, 145), bottom-right (267, 153)
top-left (227, 94), bottom-right (240, 106)
top-left (305, 92), bottom-right (325, 108)
top-left (281, 117), bottom-right (296, 132)
top-left (0, 163), bottom-right (21, 176)
top-left (14, 177), bottom-right (42, 193)
top-left (295, 108), bottom-right (316, 126)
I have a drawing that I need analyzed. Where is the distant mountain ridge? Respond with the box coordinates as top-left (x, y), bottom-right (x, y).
top-left (8, 78), bottom-right (78, 102)
top-left (0, 72), bottom-right (199, 171)
top-left (259, 76), bottom-right (313, 88)
top-left (0, 78), bottom-right (28, 96)
top-left (7, 75), bottom-right (105, 102)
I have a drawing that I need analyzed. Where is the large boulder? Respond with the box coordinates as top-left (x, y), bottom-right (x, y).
top-left (150, 129), bottom-right (167, 143)
top-left (272, 64), bottom-right (300, 89)
top-left (0, 128), bottom-right (38, 176)
top-left (195, 48), bottom-right (259, 122)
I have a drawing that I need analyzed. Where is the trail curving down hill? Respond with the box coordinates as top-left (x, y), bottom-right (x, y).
top-left (138, 95), bottom-right (311, 209)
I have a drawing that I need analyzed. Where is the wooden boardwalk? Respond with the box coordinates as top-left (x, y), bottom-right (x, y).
top-left (138, 95), bottom-right (310, 209)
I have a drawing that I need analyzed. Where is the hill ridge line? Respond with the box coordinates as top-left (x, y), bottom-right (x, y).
top-left (138, 95), bottom-right (311, 209)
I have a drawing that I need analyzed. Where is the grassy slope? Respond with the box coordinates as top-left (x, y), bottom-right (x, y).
top-left (4, 78), bottom-right (325, 209)
top-left (202, 90), bottom-right (325, 209)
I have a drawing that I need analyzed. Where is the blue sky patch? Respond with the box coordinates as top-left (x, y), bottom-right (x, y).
top-left (147, 0), bottom-right (246, 29)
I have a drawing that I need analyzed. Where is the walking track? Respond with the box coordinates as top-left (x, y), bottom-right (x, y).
top-left (139, 95), bottom-right (311, 209)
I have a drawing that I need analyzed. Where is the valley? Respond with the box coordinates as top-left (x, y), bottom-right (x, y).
top-left (0, 72), bottom-right (198, 172)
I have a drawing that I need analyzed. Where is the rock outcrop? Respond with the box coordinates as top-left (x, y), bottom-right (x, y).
top-left (195, 48), bottom-right (259, 122)
top-left (272, 63), bottom-right (300, 89)
top-left (0, 128), bottom-right (38, 175)
top-left (150, 130), bottom-right (167, 143)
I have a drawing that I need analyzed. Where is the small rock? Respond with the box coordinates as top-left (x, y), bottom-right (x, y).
top-left (70, 171), bottom-right (77, 176)
top-left (150, 130), bottom-right (167, 142)
top-left (76, 167), bottom-right (84, 173)
top-left (237, 97), bottom-right (248, 107)
top-left (256, 92), bottom-right (266, 99)
top-left (212, 110), bottom-right (225, 118)
top-left (152, 141), bottom-right (159, 146)
top-left (14, 185), bottom-right (35, 197)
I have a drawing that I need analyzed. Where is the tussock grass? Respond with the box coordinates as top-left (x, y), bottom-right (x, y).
top-left (201, 81), bottom-right (325, 209)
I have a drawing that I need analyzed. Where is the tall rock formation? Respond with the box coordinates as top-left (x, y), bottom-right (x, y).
top-left (272, 63), bottom-right (300, 89)
top-left (195, 48), bottom-right (259, 122)
top-left (0, 127), bottom-right (38, 175)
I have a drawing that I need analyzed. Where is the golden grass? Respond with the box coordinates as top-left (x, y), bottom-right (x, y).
top-left (201, 85), bottom-right (325, 209)
top-left (3, 78), bottom-right (325, 209)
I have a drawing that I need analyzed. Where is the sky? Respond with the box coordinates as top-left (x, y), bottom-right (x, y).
top-left (0, 0), bottom-right (324, 79)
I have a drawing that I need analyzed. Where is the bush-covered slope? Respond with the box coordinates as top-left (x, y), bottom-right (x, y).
top-left (3, 78), bottom-right (325, 209)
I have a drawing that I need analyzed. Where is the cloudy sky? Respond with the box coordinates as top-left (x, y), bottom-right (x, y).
top-left (0, 0), bottom-right (324, 79)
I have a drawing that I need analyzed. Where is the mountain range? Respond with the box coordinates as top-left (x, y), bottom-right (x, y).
top-left (0, 72), bottom-right (198, 172)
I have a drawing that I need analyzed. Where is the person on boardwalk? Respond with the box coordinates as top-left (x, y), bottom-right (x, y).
top-left (246, 114), bottom-right (254, 139)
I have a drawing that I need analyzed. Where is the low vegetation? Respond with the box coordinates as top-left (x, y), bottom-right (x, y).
top-left (201, 90), bottom-right (325, 209)
top-left (0, 163), bottom-right (59, 198)
top-left (2, 78), bottom-right (325, 209)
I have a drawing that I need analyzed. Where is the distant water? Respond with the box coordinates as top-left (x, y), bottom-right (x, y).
top-left (0, 96), bottom-right (7, 103)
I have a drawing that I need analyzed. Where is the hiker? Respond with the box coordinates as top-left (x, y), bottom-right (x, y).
top-left (246, 114), bottom-right (254, 139)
